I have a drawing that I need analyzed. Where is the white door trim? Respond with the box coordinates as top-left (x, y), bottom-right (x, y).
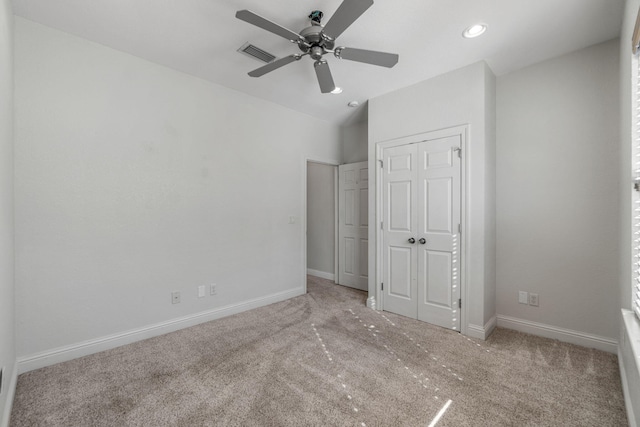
top-left (374, 125), bottom-right (469, 335)
top-left (334, 166), bottom-right (339, 282)
top-left (303, 157), bottom-right (340, 293)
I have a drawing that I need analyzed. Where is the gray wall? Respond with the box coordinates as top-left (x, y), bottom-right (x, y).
top-left (14, 18), bottom-right (341, 362)
top-left (496, 39), bottom-right (620, 340)
top-left (368, 61), bottom-right (497, 335)
top-left (341, 120), bottom-right (368, 164)
top-left (0, 0), bottom-right (15, 423)
top-left (306, 162), bottom-right (335, 276)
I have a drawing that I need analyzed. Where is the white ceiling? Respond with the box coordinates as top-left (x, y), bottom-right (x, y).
top-left (12, 0), bottom-right (625, 125)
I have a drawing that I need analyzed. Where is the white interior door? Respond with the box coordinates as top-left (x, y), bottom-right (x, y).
top-left (416, 136), bottom-right (461, 330)
top-left (337, 161), bottom-right (368, 290)
top-left (381, 144), bottom-right (418, 318)
top-left (382, 136), bottom-right (461, 330)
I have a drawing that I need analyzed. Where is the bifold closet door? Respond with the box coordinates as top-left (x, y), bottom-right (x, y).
top-left (382, 136), bottom-right (461, 331)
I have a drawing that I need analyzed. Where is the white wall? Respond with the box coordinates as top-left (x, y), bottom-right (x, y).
top-left (14, 18), bottom-right (341, 366)
top-left (484, 67), bottom-right (497, 325)
top-left (341, 120), bottom-right (368, 164)
top-left (0, 0), bottom-right (15, 423)
top-left (368, 61), bottom-right (497, 337)
top-left (306, 162), bottom-right (335, 277)
top-left (496, 39), bottom-right (620, 343)
top-left (619, 0), bottom-right (640, 424)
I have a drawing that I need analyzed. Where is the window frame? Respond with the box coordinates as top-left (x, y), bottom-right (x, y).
top-left (633, 53), bottom-right (640, 319)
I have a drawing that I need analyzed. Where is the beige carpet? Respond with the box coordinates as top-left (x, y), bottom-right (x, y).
top-left (11, 276), bottom-right (627, 426)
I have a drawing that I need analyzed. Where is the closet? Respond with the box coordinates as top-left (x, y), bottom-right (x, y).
top-left (381, 134), bottom-right (461, 330)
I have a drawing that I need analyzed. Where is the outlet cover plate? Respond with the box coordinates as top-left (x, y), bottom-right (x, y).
top-left (518, 291), bottom-right (528, 304)
top-left (172, 291), bottom-right (181, 304)
top-left (210, 284), bottom-right (217, 296)
top-left (529, 293), bottom-right (539, 307)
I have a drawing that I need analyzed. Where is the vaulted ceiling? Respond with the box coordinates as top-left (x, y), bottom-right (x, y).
top-left (12, 0), bottom-right (625, 124)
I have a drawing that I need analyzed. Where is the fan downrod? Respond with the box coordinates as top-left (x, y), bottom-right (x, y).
top-left (308, 10), bottom-right (323, 25)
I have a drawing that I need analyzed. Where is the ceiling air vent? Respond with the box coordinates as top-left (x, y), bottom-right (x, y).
top-left (237, 42), bottom-right (276, 63)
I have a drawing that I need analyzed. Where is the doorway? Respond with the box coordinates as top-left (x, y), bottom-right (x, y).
top-left (306, 161), bottom-right (338, 281)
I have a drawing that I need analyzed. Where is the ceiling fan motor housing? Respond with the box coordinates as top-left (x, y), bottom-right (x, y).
top-left (299, 24), bottom-right (335, 58)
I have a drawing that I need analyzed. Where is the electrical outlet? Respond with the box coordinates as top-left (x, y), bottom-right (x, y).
top-left (198, 285), bottom-right (205, 298)
top-left (210, 284), bottom-right (217, 296)
top-left (518, 291), bottom-right (528, 304)
top-left (171, 291), bottom-right (181, 304)
top-left (529, 293), bottom-right (539, 307)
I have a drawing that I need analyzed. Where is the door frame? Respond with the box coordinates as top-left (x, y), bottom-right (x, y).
top-left (373, 125), bottom-right (469, 335)
top-left (302, 157), bottom-right (340, 293)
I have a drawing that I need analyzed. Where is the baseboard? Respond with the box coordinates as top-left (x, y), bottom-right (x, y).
top-left (0, 360), bottom-right (17, 427)
top-left (466, 316), bottom-right (496, 340)
top-left (620, 310), bottom-right (640, 427)
top-left (17, 287), bottom-right (305, 374)
top-left (366, 296), bottom-right (376, 310)
top-left (496, 314), bottom-right (617, 353)
top-left (307, 269), bottom-right (335, 281)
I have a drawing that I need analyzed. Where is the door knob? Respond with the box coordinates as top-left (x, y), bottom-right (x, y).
top-left (408, 238), bottom-right (416, 244)
top-left (419, 238), bottom-right (426, 244)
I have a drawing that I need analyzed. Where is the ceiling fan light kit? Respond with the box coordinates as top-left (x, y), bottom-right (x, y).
top-left (236, 0), bottom-right (399, 94)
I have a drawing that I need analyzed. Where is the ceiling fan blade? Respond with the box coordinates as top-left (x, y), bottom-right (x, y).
top-left (321, 0), bottom-right (374, 40)
top-left (336, 47), bottom-right (398, 68)
top-left (236, 10), bottom-right (302, 43)
top-left (248, 54), bottom-right (300, 77)
top-left (314, 60), bottom-right (336, 93)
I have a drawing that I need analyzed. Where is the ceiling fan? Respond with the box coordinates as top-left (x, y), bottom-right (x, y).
top-left (236, 0), bottom-right (399, 94)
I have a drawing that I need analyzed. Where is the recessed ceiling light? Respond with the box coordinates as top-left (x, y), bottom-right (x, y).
top-left (347, 101), bottom-right (360, 108)
top-left (331, 87), bottom-right (343, 94)
top-left (462, 24), bottom-right (487, 39)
